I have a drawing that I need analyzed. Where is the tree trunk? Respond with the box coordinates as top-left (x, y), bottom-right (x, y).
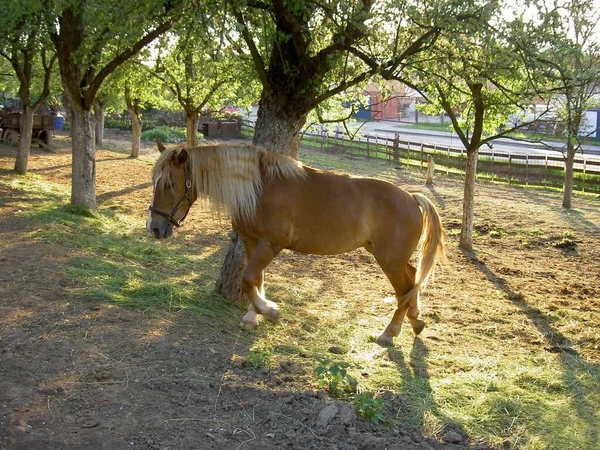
top-left (186, 112), bottom-right (200, 147)
top-left (70, 105), bottom-right (97, 208)
top-left (14, 106), bottom-right (36, 174)
top-left (459, 147), bottom-right (478, 250)
top-left (252, 90), bottom-right (307, 158)
top-left (214, 232), bottom-right (247, 302)
top-left (94, 100), bottom-right (105, 147)
top-left (214, 93), bottom-right (307, 303)
top-left (562, 147), bottom-right (575, 209)
top-left (129, 108), bottom-right (142, 158)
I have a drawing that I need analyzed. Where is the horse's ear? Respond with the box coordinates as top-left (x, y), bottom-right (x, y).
top-left (176, 148), bottom-right (188, 165)
top-left (157, 139), bottom-right (166, 153)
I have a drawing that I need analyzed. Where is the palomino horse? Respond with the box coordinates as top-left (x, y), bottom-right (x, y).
top-left (147, 140), bottom-right (445, 345)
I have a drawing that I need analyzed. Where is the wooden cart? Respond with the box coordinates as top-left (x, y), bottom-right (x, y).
top-left (0, 112), bottom-right (54, 150)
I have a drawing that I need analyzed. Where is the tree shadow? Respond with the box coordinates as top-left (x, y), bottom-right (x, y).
top-left (464, 248), bottom-right (599, 447)
top-left (97, 182), bottom-right (152, 204)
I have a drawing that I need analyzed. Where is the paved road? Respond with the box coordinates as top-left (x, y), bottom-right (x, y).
top-left (348, 120), bottom-right (600, 159)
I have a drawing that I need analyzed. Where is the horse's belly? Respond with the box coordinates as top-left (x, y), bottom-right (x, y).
top-left (284, 214), bottom-right (370, 255)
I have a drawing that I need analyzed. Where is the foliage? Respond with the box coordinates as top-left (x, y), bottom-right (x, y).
top-left (243, 346), bottom-right (273, 371)
top-left (314, 360), bottom-right (356, 398)
top-left (352, 392), bottom-right (386, 424)
top-left (529, 0), bottom-right (600, 208)
top-left (140, 126), bottom-right (186, 143)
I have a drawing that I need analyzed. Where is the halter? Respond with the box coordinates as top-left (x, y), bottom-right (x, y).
top-left (148, 162), bottom-right (192, 228)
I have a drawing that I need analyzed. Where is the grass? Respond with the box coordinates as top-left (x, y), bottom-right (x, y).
top-left (2, 150), bottom-right (598, 450)
top-left (0, 173), bottom-right (243, 322)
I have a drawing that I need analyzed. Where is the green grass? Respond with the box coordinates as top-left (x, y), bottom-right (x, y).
top-left (0, 173), bottom-right (242, 321)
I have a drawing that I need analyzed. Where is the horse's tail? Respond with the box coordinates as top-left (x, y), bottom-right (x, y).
top-left (398, 193), bottom-right (446, 305)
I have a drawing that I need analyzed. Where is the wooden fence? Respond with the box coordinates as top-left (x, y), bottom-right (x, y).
top-left (241, 121), bottom-right (600, 194)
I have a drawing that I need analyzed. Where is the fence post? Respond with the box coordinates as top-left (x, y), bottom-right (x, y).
top-left (426, 154), bottom-right (435, 185)
top-left (508, 153), bottom-right (512, 184)
top-left (544, 154), bottom-right (548, 187)
top-left (391, 134), bottom-right (398, 164)
top-left (526, 154), bottom-right (529, 185)
top-left (491, 150), bottom-right (495, 182)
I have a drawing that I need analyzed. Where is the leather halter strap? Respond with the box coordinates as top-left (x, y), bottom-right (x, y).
top-left (148, 162), bottom-right (192, 228)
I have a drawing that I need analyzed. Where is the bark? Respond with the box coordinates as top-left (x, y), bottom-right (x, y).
top-left (214, 232), bottom-right (247, 303)
top-left (253, 89), bottom-right (307, 158)
top-left (459, 147), bottom-right (478, 250)
top-left (125, 85), bottom-right (142, 158)
top-left (186, 111), bottom-right (200, 147)
top-left (129, 109), bottom-right (142, 158)
top-left (14, 106), bottom-right (36, 174)
top-left (94, 100), bottom-right (105, 147)
top-left (70, 104), bottom-right (97, 208)
top-left (562, 144), bottom-right (575, 209)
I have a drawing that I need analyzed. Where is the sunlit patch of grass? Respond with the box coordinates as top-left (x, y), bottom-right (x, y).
top-left (1, 172), bottom-right (243, 323)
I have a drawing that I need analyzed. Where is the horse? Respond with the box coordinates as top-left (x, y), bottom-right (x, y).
top-left (146, 140), bottom-right (445, 346)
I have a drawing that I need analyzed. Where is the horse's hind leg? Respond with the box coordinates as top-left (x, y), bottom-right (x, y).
top-left (404, 264), bottom-right (425, 335)
top-left (240, 238), bottom-right (281, 324)
top-left (374, 257), bottom-right (421, 346)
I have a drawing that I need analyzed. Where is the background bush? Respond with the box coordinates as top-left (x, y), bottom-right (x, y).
top-left (140, 126), bottom-right (187, 143)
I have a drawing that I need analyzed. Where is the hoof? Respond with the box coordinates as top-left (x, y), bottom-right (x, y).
top-left (259, 300), bottom-right (280, 322)
top-left (240, 315), bottom-right (258, 330)
top-left (262, 307), bottom-right (280, 323)
top-left (412, 319), bottom-right (426, 336)
top-left (376, 333), bottom-right (394, 347)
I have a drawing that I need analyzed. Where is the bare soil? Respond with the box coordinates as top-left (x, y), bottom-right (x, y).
top-left (1, 130), bottom-right (599, 450)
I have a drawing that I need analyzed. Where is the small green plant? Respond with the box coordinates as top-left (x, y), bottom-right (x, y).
top-left (243, 348), bottom-right (273, 372)
top-left (489, 229), bottom-right (504, 238)
top-left (314, 360), bottom-right (356, 397)
top-left (352, 392), bottom-right (386, 423)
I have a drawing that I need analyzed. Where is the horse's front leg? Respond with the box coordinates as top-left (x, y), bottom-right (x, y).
top-left (240, 271), bottom-right (263, 329)
top-left (241, 238), bottom-right (281, 325)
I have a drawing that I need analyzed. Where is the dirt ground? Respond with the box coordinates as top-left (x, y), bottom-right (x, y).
top-left (0, 130), bottom-right (599, 450)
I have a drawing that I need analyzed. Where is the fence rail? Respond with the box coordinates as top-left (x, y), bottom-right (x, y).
top-left (241, 121), bottom-right (600, 194)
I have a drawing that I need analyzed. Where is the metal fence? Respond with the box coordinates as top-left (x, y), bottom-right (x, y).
top-left (241, 121), bottom-right (600, 194)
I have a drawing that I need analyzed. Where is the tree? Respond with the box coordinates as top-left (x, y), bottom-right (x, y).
top-left (48, 0), bottom-right (182, 208)
top-left (0, 0), bottom-right (56, 174)
top-left (385, 3), bottom-right (546, 250)
top-left (151, 12), bottom-right (259, 147)
top-left (531, 0), bottom-right (600, 209)
top-left (216, 0), bottom-right (481, 301)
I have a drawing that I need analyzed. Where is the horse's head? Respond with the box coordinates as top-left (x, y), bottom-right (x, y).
top-left (146, 140), bottom-right (193, 239)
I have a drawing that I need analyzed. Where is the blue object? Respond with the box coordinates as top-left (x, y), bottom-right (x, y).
top-left (53, 116), bottom-right (64, 130)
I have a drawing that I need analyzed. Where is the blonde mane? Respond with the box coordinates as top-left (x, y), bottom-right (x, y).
top-left (153, 142), bottom-right (307, 223)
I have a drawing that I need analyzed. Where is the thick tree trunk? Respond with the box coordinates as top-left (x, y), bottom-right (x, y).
top-left (214, 232), bottom-right (247, 302)
top-left (459, 147), bottom-right (478, 250)
top-left (14, 106), bottom-right (36, 174)
top-left (252, 90), bottom-right (307, 157)
top-left (214, 94), bottom-right (307, 303)
top-left (129, 108), bottom-right (142, 158)
top-left (70, 105), bottom-right (96, 208)
top-left (94, 101), bottom-right (105, 147)
top-left (186, 112), bottom-right (200, 147)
